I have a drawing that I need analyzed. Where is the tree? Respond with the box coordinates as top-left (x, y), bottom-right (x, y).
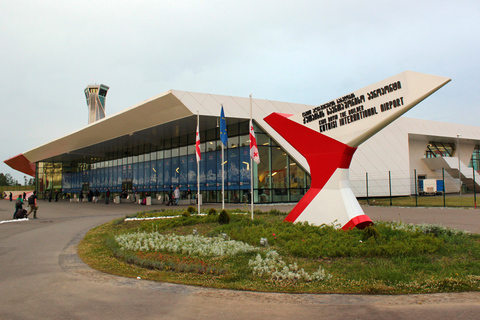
top-left (0, 173), bottom-right (7, 186)
top-left (0, 173), bottom-right (19, 186)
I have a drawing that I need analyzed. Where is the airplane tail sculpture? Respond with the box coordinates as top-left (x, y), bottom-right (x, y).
top-left (264, 71), bottom-right (450, 230)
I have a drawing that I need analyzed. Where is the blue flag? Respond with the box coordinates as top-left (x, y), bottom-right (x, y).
top-left (220, 105), bottom-right (228, 147)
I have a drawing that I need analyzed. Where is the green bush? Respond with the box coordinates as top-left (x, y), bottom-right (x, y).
top-left (208, 208), bottom-right (218, 216)
top-left (219, 209), bottom-right (230, 224)
top-left (363, 225), bottom-right (380, 241)
top-left (182, 211), bottom-right (191, 217)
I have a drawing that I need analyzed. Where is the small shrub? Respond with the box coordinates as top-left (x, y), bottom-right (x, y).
top-left (268, 209), bottom-right (285, 216)
top-left (208, 208), bottom-right (218, 216)
top-left (219, 209), bottom-right (230, 224)
top-left (182, 211), bottom-right (191, 217)
top-left (363, 225), bottom-right (380, 240)
top-left (187, 206), bottom-right (197, 214)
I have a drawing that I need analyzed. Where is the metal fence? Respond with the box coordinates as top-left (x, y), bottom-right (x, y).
top-left (351, 167), bottom-right (479, 208)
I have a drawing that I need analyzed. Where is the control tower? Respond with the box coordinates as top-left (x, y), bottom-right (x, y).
top-left (84, 84), bottom-right (109, 124)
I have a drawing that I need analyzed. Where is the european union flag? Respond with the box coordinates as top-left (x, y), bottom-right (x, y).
top-left (220, 105), bottom-right (228, 147)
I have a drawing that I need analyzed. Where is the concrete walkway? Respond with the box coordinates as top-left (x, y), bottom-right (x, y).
top-left (1, 199), bottom-right (480, 319)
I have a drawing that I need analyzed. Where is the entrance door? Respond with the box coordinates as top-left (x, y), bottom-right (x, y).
top-left (122, 179), bottom-right (132, 193)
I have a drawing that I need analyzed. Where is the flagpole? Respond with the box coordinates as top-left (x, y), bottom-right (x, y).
top-left (197, 111), bottom-right (201, 215)
top-left (222, 143), bottom-right (225, 210)
top-left (250, 94), bottom-right (254, 220)
top-left (220, 104), bottom-right (227, 211)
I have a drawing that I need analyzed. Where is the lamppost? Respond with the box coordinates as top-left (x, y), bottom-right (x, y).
top-left (457, 134), bottom-right (462, 196)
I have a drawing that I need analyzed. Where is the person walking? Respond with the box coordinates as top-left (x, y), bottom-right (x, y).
top-left (133, 187), bottom-right (138, 203)
top-left (13, 194), bottom-right (23, 219)
top-left (174, 186), bottom-right (180, 205)
top-left (26, 191), bottom-right (38, 219)
top-left (165, 187), bottom-right (172, 206)
top-left (9, 192), bottom-right (13, 202)
top-left (105, 189), bottom-right (110, 204)
top-left (94, 189), bottom-right (100, 204)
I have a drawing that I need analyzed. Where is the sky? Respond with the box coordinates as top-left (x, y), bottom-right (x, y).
top-left (1, 0), bottom-right (479, 183)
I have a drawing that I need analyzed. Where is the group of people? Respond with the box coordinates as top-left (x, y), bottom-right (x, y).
top-left (43, 190), bottom-right (61, 202)
top-left (12, 191), bottom-right (38, 219)
top-left (165, 186), bottom-right (186, 206)
top-left (79, 189), bottom-right (110, 204)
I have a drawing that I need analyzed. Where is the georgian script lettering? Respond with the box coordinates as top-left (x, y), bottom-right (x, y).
top-left (300, 79), bottom-right (403, 130)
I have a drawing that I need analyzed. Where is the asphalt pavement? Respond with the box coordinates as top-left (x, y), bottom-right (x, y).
top-left (1, 199), bottom-right (480, 319)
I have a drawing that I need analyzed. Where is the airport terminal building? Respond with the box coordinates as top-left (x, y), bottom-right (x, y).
top-left (5, 87), bottom-right (480, 202)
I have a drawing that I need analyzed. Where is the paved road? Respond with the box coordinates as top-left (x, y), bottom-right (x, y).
top-left (1, 199), bottom-right (480, 319)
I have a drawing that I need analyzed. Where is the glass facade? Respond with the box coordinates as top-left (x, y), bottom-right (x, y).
top-left (35, 120), bottom-right (310, 203)
top-left (424, 141), bottom-right (455, 158)
top-left (469, 145), bottom-right (480, 172)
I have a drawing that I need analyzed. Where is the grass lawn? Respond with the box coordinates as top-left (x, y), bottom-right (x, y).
top-left (78, 207), bottom-right (480, 294)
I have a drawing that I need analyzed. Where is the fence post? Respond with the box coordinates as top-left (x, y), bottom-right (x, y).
top-left (366, 172), bottom-right (369, 205)
top-left (474, 166), bottom-right (477, 209)
top-left (389, 171), bottom-right (392, 206)
top-left (442, 168), bottom-right (446, 208)
top-left (415, 169), bottom-right (418, 207)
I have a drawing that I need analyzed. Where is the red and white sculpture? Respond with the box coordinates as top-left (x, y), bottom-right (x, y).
top-left (264, 71), bottom-right (450, 229)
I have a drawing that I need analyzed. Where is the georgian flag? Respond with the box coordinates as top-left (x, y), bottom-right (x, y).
top-left (249, 119), bottom-right (260, 164)
top-left (196, 124), bottom-right (201, 162)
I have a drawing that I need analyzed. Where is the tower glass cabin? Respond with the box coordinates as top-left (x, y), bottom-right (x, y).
top-left (84, 84), bottom-right (109, 124)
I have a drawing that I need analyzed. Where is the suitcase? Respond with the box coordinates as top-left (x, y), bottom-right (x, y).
top-left (16, 209), bottom-right (28, 219)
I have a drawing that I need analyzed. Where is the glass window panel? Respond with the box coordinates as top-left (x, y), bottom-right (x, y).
top-left (187, 154), bottom-right (197, 187)
top-left (187, 133), bottom-right (196, 145)
top-left (172, 137), bottom-right (179, 148)
top-left (180, 146), bottom-right (188, 156)
top-left (205, 151), bottom-right (217, 190)
top-left (179, 134), bottom-right (188, 146)
top-left (257, 133), bottom-right (270, 146)
top-left (207, 141), bottom-right (216, 152)
top-left (206, 128), bottom-right (217, 141)
top-left (171, 157), bottom-right (179, 186)
top-left (239, 121), bottom-right (249, 135)
top-left (257, 146), bottom-right (270, 190)
top-left (228, 136), bottom-right (239, 149)
top-left (239, 146), bottom-right (250, 189)
top-left (227, 123), bottom-right (239, 137)
top-left (164, 159), bottom-right (171, 188)
top-left (150, 160), bottom-right (157, 187)
top-left (271, 147), bottom-right (287, 189)
top-left (144, 161), bottom-right (150, 190)
top-left (239, 134), bottom-right (249, 147)
top-left (179, 155), bottom-right (188, 187)
top-left (227, 148), bottom-right (239, 189)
